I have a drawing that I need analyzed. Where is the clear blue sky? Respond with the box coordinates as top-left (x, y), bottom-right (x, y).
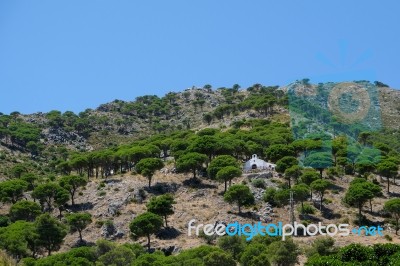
top-left (1, 1), bottom-right (399, 114)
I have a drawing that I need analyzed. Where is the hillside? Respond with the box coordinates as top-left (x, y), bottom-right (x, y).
top-left (1, 81), bottom-right (400, 266)
top-left (3, 81), bottom-right (400, 151)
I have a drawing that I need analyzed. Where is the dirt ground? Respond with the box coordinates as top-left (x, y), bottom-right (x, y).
top-left (2, 169), bottom-right (400, 265)
top-left (66, 169), bottom-right (400, 265)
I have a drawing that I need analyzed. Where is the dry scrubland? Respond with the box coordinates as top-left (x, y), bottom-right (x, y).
top-left (2, 82), bottom-right (400, 265)
top-left (2, 165), bottom-right (399, 265)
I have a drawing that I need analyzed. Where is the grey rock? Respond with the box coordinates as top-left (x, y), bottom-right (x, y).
top-left (101, 223), bottom-right (116, 238)
top-left (113, 229), bottom-right (125, 239)
top-left (134, 188), bottom-right (146, 204)
top-left (108, 201), bottom-right (123, 216)
top-left (190, 190), bottom-right (205, 199)
top-left (123, 192), bottom-right (135, 205)
top-left (161, 245), bottom-right (180, 255)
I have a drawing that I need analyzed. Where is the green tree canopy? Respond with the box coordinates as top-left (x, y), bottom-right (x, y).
top-left (131, 251), bottom-right (166, 266)
top-left (35, 213), bottom-right (68, 256)
top-left (384, 198), bottom-right (400, 235)
top-left (263, 188), bottom-right (277, 206)
top-left (292, 183), bottom-right (310, 210)
top-left (203, 113), bottom-right (213, 125)
top-left (10, 164), bottom-right (27, 178)
top-left (203, 250), bottom-right (236, 266)
top-left (59, 175), bottom-right (87, 205)
top-left (284, 165), bottom-right (302, 187)
top-left (310, 179), bottom-right (331, 210)
top-left (97, 245), bottom-right (136, 266)
top-left (135, 158), bottom-right (164, 188)
top-left (20, 173), bottom-right (37, 190)
top-left (66, 212), bottom-right (92, 242)
top-left (306, 237), bottom-right (337, 258)
top-left (224, 184), bottom-right (255, 213)
top-left (173, 245), bottom-right (224, 265)
top-left (344, 182), bottom-right (375, 223)
top-left (0, 179), bottom-right (28, 203)
top-left (304, 152), bottom-right (332, 178)
top-left (377, 160), bottom-right (398, 193)
top-left (176, 152), bottom-right (208, 179)
top-left (147, 194), bottom-right (175, 227)
top-left (275, 156), bottom-right (298, 174)
top-left (355, 159), bottom-right (376, 176)
top-left (0, 215), bottom-right (10, 227)
top-left (265, 144), bottom-right (295, 162)
top-left (267, 239), bottom-right (299, 266)
top-left (350, 178), bottom-right (382, 212)
top-left (9, 200), bottom-right (41, 222)
top-left (129, 212), bottom-right (163, 251)
top-left (189, 135), bottom-right (218, 160)
top-left (217, 235), bottom-right (246, 261)
top-left (300, 170), bottom-right (320, 185)
top-left (54, 187), bottom-right (70, 219)
top-left (216, 166), bottom-right (242, 193)
top-left (0, 221), bottom-right (39, 259)
top-left (207, 155), bottom-right (238, 179)
top-left (274, 189), bottom-right (290, 207)
top-left (240, 243), bottom-right (269, 266)
top-left (32, 183), bottom-right (69, 211)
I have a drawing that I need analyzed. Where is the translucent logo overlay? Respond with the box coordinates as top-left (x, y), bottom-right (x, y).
top-left (287, 80), bottom-right (382, 169)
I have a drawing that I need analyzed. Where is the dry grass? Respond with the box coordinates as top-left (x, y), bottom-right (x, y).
top-left (60, 171), bottom-right (400, 254)
top-left (3, 168), bottom-right (400, 266)
top-left (0, 251), bottom-right (16, 266)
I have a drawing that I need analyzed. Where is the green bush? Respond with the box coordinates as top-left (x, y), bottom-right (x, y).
top-left (217, 235), bottom-right (246, 260)
top-left (0, 215), bottom-right (10, 227)
top-left (323, 198), bottom-right (332, 204)
top-left (298, 203), bottom-right (316, 215)
top-left (97, 191), bottom-right (106, 196)
top-left (203, 250), bottom-right (236, 266)
top-left (389, 251), bottom-right (400, 265)
top-left (267, 239), bottom-right (299, 266)
top-left (339, 243), bottom-right (373, 262)
top-left (263, 188), bottom-right (276, 205)
top-left (326, 167), bottom-right (340, 178)
top-left (305, 255), bottom-right (343, 266)
top-left (95, 220), bottom-right (106, 228)
top-left (98, 246), bottom-right (135, 266)
top-left (240, 243), bottom-right (268, 266)
top-left (372, 243), bottom-right (400, 265)
top-left (306, 237), bottom-right (337, 257)
top-left (199, 231), bottom-right (217, 244)
top-left (252, 179), bottom-right (266, 189)
top-left (97, 182), bottom-right (106, 190)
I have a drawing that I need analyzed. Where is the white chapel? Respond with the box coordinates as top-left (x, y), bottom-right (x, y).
top-left (243, 154), bottom-right (276, 171)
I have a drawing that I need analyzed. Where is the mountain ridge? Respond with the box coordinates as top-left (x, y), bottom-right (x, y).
top-left (5, 81), bottom-right (400, 151)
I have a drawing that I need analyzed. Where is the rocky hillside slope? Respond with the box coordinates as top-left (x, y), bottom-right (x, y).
top-left (11, 81), bottom-right (400, 152)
